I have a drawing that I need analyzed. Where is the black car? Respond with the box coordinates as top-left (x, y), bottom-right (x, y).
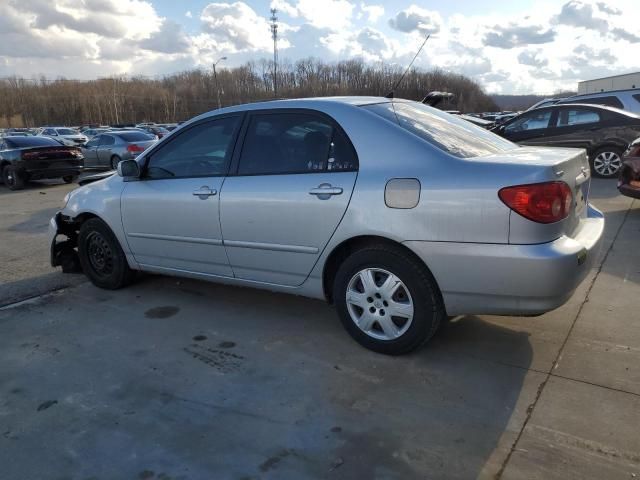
top-left (0, 136), bottom-right (83, 190)
top-left (493, 104), bottom-right (640, 178)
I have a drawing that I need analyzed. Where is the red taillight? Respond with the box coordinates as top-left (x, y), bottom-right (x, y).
top-left (127, 144), bottom-right (144, 153)
top-left (21, 151), bottom-right (38, 160)
top-left (499, 181), bottom-right (573, 224)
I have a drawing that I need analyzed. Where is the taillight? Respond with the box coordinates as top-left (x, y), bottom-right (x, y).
top-left (499, 181), bottom-right (573, 224)
top-left (21, 151), bottom-right (38, 160)
top-left (127, 144), bottom-right (144, 153)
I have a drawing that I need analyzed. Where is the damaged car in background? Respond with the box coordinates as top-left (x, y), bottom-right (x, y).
top-left (49, 97), bottom-right (604, 355)
top-left (618, 137), bottom-right (640, 199)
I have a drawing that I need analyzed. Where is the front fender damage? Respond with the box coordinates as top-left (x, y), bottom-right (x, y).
top-left (51, 213), bottom-right (82, 273)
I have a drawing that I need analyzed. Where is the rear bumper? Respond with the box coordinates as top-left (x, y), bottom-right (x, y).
top-left (404, 204), bottom-right (605, 316)
top-left (618, 183), bottom-right (640, 199)
top-left (26, 167), bottom-right (83, 180)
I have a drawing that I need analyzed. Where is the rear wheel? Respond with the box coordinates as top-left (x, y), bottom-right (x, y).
top-left (62, 175), bottom-right (75, 184)
top-left (110, 155), bottom-right (121, 171)
top-left (333, 244), bottom-right (445, 355)
top-left (78, 218), bottom-right (135, 289)
top-left (590, 147), bottom-right (623, 178)
top-left (1, 165), bottom-right (25, 190)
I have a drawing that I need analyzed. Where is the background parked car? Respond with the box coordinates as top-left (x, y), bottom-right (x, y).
top-left (0, 136), bottom-right (83, 190)
top-left (493, 103), bottom-right (640, 178)
top-left (558, 89), bottom-right (640, 114)
top-left (39, 127), bottom-right (88, 146)
top-left (81, 130), bottom-right (156, 171)
top-left (618, 137), bottom-right (640, 199)
top-left (139, 125), bottom-right (171, 139)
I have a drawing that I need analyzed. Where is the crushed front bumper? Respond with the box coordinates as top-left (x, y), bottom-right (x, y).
top-left (49, 213), bottom-right (81, 272)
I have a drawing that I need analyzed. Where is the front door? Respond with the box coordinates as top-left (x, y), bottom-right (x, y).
top-left (120, 114), bottom-right (242, 276)
top-left (501, 109), bottom-right (554, 146)
top-left (220, 110), bottom-right (358, 286)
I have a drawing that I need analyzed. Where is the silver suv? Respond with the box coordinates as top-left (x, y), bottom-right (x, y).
top-left (559, 89), bottom-right (640, 114)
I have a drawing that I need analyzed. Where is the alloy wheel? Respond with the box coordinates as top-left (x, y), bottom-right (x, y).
top-left (345, 268), bottom-right (414, 341)
top-left (593, 151), bottom-right (622, 177)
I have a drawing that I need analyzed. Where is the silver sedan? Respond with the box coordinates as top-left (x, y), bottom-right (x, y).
top-left (81, 130), bottom-right (157, 171)
top-left (49, 97), bottom-right (604, 355)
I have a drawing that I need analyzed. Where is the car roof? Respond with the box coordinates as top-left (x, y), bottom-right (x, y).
top-left (217, 96), bottom-right (393, 114)
top-left (565, 88), bottom-right (639, 99)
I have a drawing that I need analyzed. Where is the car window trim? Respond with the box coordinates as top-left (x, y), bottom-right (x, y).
top-left (228, 107), bottom-right (359, 177)
top-left (139, 112), bottom-right (245, 181)
top-left (504, 108), bottom-right (555, 133)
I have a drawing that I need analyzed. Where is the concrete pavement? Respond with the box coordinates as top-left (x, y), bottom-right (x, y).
top-left (0, 178), bottom-right (638, 479)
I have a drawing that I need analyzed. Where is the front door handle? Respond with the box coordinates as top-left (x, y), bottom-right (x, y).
top-left (309, 184), bottom-right (343, 199)
top-left (192, 186), bottom-right (217, 199)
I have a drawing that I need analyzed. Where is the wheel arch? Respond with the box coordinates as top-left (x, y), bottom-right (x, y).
top-left (322, 235), bottom-right (443, 305)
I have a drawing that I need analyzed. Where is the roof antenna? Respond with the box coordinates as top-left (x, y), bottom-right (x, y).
top-left (385, 33), bottom-right (430, 99)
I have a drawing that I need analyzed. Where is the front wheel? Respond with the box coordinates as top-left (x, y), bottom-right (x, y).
top-left (2, 165), bottom-right (25, 190)
top-left (590, 147), bottom-right (623, 178)
top-left (78, 218), bottom-right (135, 289)
top-left (333, 244), bottom-right (445, 355)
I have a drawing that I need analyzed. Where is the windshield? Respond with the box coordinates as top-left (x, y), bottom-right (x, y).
top-left (117, 132), bottom-right (154, 142)
top-left (6, 136), bottom-right (59, 148)
top-left (363, 101), bottom-right (516, 158)
top-left (56, 128), bottom-right (78, 136)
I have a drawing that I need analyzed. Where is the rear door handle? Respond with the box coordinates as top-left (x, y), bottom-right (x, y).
top-left (192, 186), bottom-right (217, 199)
top-left (309, 184), bottom-right (343, 198)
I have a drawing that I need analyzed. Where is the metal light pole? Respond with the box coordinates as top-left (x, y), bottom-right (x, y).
top-left (212, 56), bottom-right (227, 109)
top-left (270, 9), bottom-right (278, 97)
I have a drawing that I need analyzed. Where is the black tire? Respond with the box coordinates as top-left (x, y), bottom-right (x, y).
top-left (62, 175), bottom-right (75, 184)
top-left (78, 218), bottom-right (135, 289)
top-left (333, 244), bottom-right (445, 355)
top-left (590, 146), bottom-right (623, 178)
top-left (1, 165), bottom-right (25, 190)
top-left (110, 155), bottom-right (121, 171)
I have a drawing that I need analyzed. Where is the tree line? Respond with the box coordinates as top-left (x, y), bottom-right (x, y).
top-left (0, 58), bottom-right (499, 127)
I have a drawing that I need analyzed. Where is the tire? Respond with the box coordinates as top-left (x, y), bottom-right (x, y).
top-left (1, 165), bottom-right (25, 190)
top-left (77, 218), bottom-right (135, 289)
top-left (110, 155), bottom-right (121, 171)
top-left (333, 244), bottom-right (445, 355)
top-left (62, 175), bottom-right (75, 184)
top-left (590, 147), bottom-right (623, 178)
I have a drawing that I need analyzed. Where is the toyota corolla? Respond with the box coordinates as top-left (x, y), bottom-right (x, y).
top-left (49, 97), bottom-right (604, 355)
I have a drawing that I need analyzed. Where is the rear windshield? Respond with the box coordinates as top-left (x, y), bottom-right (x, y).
top-left (116, 132), bottom-right (154, 142)
top-left (6, 136), bottom-right (59, 148)
top-left (363, 102), bottom-right (515, 158)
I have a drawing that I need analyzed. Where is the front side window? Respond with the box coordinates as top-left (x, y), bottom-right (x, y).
top-left (145, 116), bottom-right (239, 179)
top-left (556, 108), bottom-right (600, 127)
top-left (504, 110), bottom-right (552, 133)
top-left (364, 102), bottom-right (515, 158)
top-left (237, 112), bottom-right (357, 175)
top-left (56, 128), bottom-right (77, 136)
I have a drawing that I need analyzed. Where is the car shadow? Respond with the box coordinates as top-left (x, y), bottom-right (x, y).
top-left (0, 274), bottom-right (533, 479)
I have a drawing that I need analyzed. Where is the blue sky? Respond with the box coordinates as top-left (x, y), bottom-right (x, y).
top-left (0, 0), bottom-right (638, 94)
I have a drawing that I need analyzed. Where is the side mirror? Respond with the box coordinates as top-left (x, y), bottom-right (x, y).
top-left (117, 159), bottom-right (140, 178)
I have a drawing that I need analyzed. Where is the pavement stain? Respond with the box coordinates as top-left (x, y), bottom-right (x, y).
top-left (36, 400), bottom-right (57, 411)
top-left (144, 306), bottom-right (180, 319)
top-left (183, 344), bottom-right (244, 374)
top-left (259, 449), bottom-right (291, 473)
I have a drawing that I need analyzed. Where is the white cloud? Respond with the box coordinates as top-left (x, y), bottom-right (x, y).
top-left (359, 3), bottom-right (384, 23)
top-left (185, 10), bottom-right (192, 18)
top-left (270, 0), bottom-right (354, 30)
top-left (388, 5), bottom-right (442, 35)
top-left (200, 2), bottom-right (274, 52)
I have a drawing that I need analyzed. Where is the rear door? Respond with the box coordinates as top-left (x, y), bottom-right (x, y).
top-left (81, 135), bottom-right (101, 168)
top-left (542, 106), bottom-right (603, 150)
top-left (501, 109), bottom-right (555, 145)
top-left (97, 134), bottom-right (117, 168)
top-left (220, 109), bottom-right (358, 286)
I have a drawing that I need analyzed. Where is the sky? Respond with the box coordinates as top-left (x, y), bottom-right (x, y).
top-left (0, 0), bottom-right (638, 94)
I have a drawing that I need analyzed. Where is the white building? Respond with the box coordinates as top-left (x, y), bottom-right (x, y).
top-left (578, 72), bottom-right (640, 94)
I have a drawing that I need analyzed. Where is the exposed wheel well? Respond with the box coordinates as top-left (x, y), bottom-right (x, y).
top-left (589, 144), bottom-right (624, 158)
top-left (322, 235), bottom-right (441, 304)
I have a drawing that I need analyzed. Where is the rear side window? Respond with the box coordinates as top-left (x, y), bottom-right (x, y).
top-left (237, 112), bottom-right (357, 175)
top-left (556, 108), bottom-right (600, 127)
top-left (99, 135), bottom-right (116, 146)
top-left (563, 96), bottom-right (624, 109)
top-left (145, 116), bottom-right (240, 179)
top-left (364, 102), bottom-right (514, 158)
top-left (633, 94), bottom-right (640, 104)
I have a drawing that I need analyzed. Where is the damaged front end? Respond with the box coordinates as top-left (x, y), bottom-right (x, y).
top-left (50, 212), bottom-right (82, 273)
top-left (618, 158), bottom-right (640, 200)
